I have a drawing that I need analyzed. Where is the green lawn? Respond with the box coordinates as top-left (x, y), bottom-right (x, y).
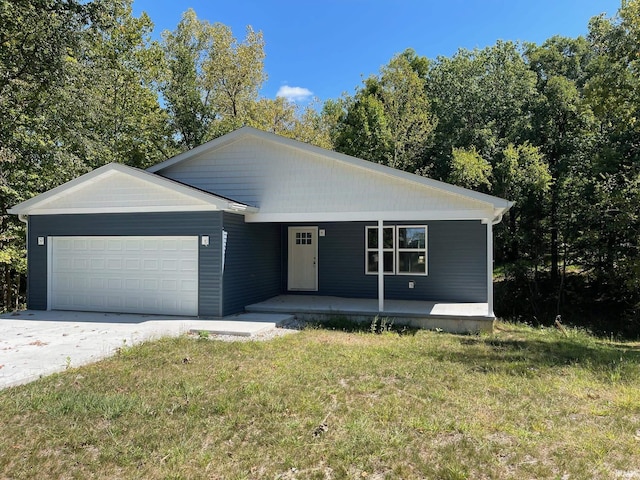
top-left (1, 322), bottom-right (639, 479)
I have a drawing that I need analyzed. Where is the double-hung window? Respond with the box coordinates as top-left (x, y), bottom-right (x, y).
top-left (365, 225), bottom-right (428, 275)
top-left (365, 226), bottom-right (395, 274)
top-left (397, 226), bottom-right (428, 275)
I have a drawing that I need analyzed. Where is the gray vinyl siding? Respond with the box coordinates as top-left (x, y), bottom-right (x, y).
top-left (26, 212), bottom-right (223, 316)
top-left (282, 220), bottom-right (487, 303)
top-left (221, 212), bottom-right (281, 315)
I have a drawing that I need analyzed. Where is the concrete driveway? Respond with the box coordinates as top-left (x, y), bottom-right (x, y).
top-left (0, 310), bottom-right (288, 389)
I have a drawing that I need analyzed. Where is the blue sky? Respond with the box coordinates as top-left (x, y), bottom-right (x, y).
top-left (132, 0), bottom-right (622, 104)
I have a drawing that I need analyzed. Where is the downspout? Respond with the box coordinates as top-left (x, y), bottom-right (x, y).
top-left (486, 208), bottom-right (509, 317)
top-left (378, 219), bottom-right (384, 312)
top-left (17, 214), bottom-right (28, 312)
top-left (486, 220), bottom-right (494, 317)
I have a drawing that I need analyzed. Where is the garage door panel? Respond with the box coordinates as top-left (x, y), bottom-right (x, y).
top-left (179, 279), bottom-right (197, 291)
top-left (50, 236), bottom-right (199, 316)
top-left (161, 259), bottom-right (178, 271)
top-left (89, 239), bottom-right (107, 252)
top-left (180, 258), bottom-right (198, 270)
top-left (143, 259), bottom-right (158, 270)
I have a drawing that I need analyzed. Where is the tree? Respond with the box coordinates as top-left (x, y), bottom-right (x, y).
top-left (0, 0), bottom-right (90, 311)
top-left (161, 9), bottom-right (266, 150)
top-left (61, 0), bottom-right (171, 169)
top-left (578, 0), bottom-right (640, 318)
top-left (331, 94), bottom-right (391, 164)
top-left (246, 97), bottom-right (333, 149)
top-left (425, 41), bottom-right (538, 179)
top-left (525, 37), bottom-right (595, 283)
top-left (493, 142), bottom-right (551, 262)
top-left (331, 50), bottom-right (435, 170)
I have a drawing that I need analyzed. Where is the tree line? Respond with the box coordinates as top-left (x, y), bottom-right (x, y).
top-left (1, 0), bottom-right (638, 334)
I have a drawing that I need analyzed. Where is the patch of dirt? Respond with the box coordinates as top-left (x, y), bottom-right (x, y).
top-left (485, 431), bottom-right (516, 447)
top-left (432, 432), bottom-right (465, 447)
top-left (615, 471), bottom-right (640, 479)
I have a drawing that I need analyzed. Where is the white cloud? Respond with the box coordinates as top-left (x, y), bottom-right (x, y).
top-left (276, 85), bottom-right (313, 102)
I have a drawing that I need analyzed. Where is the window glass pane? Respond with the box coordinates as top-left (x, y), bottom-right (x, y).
top-left (367, 228), bottom-right (378, 249)
top-left (383, 228), bottom-right (394, 249)
top-left (383, 251), bottom-right (394, 273)
top-left (367, 251), bottom-right (394, 273)
top-left (368, 227), bottom-right (394, 249)
top-left (398, 227), bottom-right (426, 249)
top-left (367, 251), bottom-right (379, 273)
top-left (398, 252), bottom-right (426, 273)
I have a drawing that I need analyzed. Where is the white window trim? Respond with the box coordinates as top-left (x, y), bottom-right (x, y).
top-left (365, 226), bottom-right (395, 275)
top-left (396, 225), bottom-right (428, 276)
top-left (365, 225), bottom-right (429, 276)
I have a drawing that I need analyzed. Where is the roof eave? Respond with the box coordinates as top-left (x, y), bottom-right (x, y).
top-left (8, 162), bottom-right (256, 216)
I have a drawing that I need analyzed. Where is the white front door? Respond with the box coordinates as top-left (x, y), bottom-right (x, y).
top-left (288, 227), bottom-right (318, 291)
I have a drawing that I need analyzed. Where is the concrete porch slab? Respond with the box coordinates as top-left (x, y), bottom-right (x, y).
top-left (246, 295), bottom-right (494, 334)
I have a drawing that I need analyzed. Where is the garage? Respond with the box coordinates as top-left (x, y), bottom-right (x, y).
top-left (49, 236), bottom-right (199, 316)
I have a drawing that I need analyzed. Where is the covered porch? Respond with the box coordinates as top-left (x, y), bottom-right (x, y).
top-left (245, 295), bottom-right (494, 333)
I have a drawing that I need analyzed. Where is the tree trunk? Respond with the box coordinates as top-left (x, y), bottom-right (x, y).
top-left (509, 210), bottom-right (518, 261)
top-left (551, 188), bottom-right (559, 284)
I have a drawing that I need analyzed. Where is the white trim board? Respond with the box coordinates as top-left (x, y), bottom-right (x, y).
top-left (245, 211), bottom-right (494, 223)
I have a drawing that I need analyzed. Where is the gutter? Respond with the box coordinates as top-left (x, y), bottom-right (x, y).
top-left (228, 202), bottom-right (259, 214)
top-left (492, 201), bottom-right (515, 225)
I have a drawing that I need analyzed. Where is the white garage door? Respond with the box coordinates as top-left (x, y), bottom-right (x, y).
top-left (49, 236), bottom-right (199, 316)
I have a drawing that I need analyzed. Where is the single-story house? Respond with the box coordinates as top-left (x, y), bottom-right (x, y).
top-left (9, 127), bottom-right (513, 332)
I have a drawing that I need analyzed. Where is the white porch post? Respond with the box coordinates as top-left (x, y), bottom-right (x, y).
top-left (486, 219), bottom-right (494, 317)
top-left (378, 219), bottom-right (384, 312)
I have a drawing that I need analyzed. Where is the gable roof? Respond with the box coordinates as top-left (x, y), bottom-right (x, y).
top-left (8, 162), bottom-right (256, 216)
top-left (149, 126), bottom-right (513, 223)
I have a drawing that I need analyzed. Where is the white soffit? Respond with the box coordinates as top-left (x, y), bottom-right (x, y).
top-left (8, 162), bottom-right (255, 215)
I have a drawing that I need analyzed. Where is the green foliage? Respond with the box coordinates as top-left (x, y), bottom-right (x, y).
top-left (331, 94), bottom-right (391, 164)
top-left (72, 1), bottom-right (170, 168)
top-left (246, 96), bottom-right (333, 149)
top-left (494, 143), bottom-right (551, 262)
top-left (495, 143), bottom-right (551, 198)
top-left (369, 315), bottom-right (396, 334)
top-left (425, 41), bottom-right (538, 179)
top-left (331, 50), bottom-right (435, 171)
top-left (160, 9), bottom-right (266, 150)
top-left (448, 146), bottom-right (492, 190)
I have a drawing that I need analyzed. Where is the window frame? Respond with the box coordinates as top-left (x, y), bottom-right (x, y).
top-left (365, 226), bottom-right (395, 275)
top-left (396, 225), bottom-right (428, 276)
top-left (364, 225), bottom-right (429, 276)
